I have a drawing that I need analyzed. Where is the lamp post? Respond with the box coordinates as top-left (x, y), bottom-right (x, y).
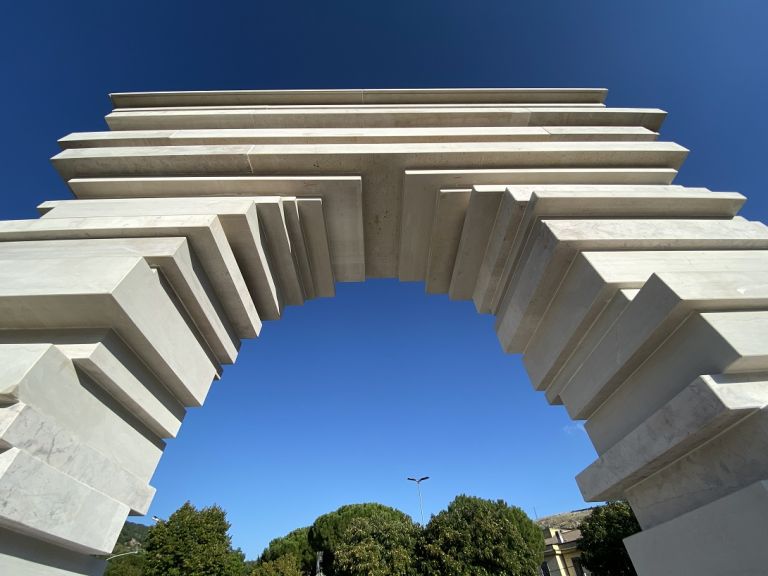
top-left (407, 476), bottom-right (429, 525)
top-left (106, 550), bottom-right (139, 561)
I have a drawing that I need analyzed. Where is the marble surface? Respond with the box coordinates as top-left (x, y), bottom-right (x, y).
top-left (2, 87), bottom-right (767, 576)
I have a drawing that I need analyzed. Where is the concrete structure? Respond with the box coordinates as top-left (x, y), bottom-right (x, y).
top-left (0, 88), bottom-right (766, 575)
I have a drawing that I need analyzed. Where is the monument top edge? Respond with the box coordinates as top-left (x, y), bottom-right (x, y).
top-left (109, 88), bottom-right (608, 108)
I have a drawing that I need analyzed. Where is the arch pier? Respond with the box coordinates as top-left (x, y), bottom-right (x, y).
top-left (1, 89), bottom-right (767, 574)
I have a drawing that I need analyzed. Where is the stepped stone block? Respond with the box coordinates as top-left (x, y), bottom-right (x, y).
top-left (65, 176), bottom-right (364, 282)
top-left (578, 373), bottom-right (768, 502)
top-left (561, 274), bottom-right (768, 423)
top-left (0, 214), bottom-right (260, 338)
top-left (399, 168), bottom-right (678, 282)
top-left (58, 126), bottom-right (658, 148)
top-left (0, 448), bottom-right (127, 554)
top-left (0, 256), bottom-right (216, 407)
top-left (624, 480), bottom-right (768, 576)
top-left (0, 402), bottom-right (154, 514)
top-left (104, 106), bottom-right (666, 131)
top-left (426, 189), bottom-right (471, 293)
top-left (494, 218), bottom-right (768, 353)
top-left (282, 197), bottom-right (316, 300)
top-left (0, 238), bottom-right (238, 364)
top-left (449, 188), bottom-right (505, 300)
top-left (52, 141), bottom-right (687, 277)
top-left (545, 288), bottom-right (639, 405)
top-left (625, 396), bottom-right (768, 528)
top-left (109, 88), bottom-right (610, 107)
top-left (0, 526), bottom-right (106, 576)
top-left (524, 250), bottom-right (768, 394)
top-left (298, 198), bottom-right (335, 297)
top-left (0, 344), bottom-right (165, 481)
top-left (38, 197), bottom-right (283, 319)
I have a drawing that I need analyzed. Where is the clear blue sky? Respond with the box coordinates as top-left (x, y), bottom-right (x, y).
top-left (1, 1), bottom-right (767, 560)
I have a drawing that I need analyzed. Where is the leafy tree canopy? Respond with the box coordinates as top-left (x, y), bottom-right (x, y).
top-left (251, 553), bottom-right (305, 576)
top-left (578, 501), bottom-right (641, 576)
top-left (103, 552), bottom-right (146, 576)
top-left (258, 526), bottom-right (315, 575)
top-left (333, 507), bottom-right (420, 576)
top-left (308, 503), bottom-right (414, 575)
top-left (419, 494), bottom-right (544, 576)
top-left (143, 501), bottom-right (246, 576)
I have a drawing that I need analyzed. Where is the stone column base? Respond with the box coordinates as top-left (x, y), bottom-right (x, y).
top-left (625, 480), bottom-right (768, 576)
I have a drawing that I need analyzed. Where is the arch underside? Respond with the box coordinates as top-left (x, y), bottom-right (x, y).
top-left (1, 88), bottom-right (767, 575)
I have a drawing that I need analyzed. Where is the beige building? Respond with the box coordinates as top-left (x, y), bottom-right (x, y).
top-left (537, 509), bottom-right (592, 576)
top-left (540, 527), bottom-right (590, 576)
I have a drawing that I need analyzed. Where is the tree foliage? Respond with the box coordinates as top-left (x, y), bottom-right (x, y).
top-left (103, 520), bottom-right (149, 576)
top-left (104, 553), bottom-right (146, 576)
top-left (258, 527), bottom-right (315, 575)
top-left (142, 501), bottom-right (246, 576)
top-left (250, 554), bottom-right (305, 576)
top-left (333, 508), bottom-right (420, 576)
top-left (578, 501), bottom-right (641, 576)
top-left (308, 503), bottom-right (414, 576)
top-left (418, 494), bottom-right (543, 576)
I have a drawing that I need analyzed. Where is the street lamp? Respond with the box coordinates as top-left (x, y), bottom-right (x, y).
top-left (106, 550), bottom-right (139, 561)
top-left (407, 476), bottom-right (429, 525)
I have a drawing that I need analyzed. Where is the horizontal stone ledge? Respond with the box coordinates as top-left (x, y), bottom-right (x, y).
top-left (624, 480), bottom-right (768, 575)
top-left (0, 255), bottom-right (217, 407)
top-left (0, 215), bottom-right (260, 339)
top-left (51, 142), bottom-right (688, 179)
top-left (66, 175), bottom-right (365, 282)
top-left (53, 143), bottom-right (686, 279)
top-left (0, 328), bottom-right (185, 440)
top-left (476, 186), bottom-right (744, 314)
top-left (577, 373), bottom-right (768, 501)
top-left (37, 198), bottom-right (331, 303)
top-left (0, 402), bottom-right (155, 514)
top-left (544, 288), bottom-right (639, 405)
top-left (525, 250), bottom-right (768, 396)
top-left (426, 189), bottom-right (472, 294)
top-left (104, 107), bottom-right (666, 131)
top-left (399, 169), bottom-right (680, 282)
top-left (0, 343), bottom-right (164, 483)
top-left (561, 273), bottom-right (768, 421)
top-left (38, 197), bottom-right (287, 317)
top-left (623, 377), bottom-right (768, 528)
top-left (494, 217), bottom-right (768, 354)
top-left (59, 126), bottom-right (657, 148)
top-left (109, 88), bottom-right (609, 108)
top-left (0, 448), bottom-right (128, 555)
top-left (0, 238), bottom-right (239, 365)
top-left (0, 526), bottom-right (106, 576)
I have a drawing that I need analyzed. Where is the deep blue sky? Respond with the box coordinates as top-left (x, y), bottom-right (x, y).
top-left (1, 1), bottom-right (767, 559)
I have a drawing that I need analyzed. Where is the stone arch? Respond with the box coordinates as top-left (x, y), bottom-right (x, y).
top-left (0, 89), bottom-right (766, 575)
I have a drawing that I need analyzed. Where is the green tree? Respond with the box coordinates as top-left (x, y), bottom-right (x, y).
top-left (308, 503), bottom-right (415, 576)
top-left (104, 553), bottom-right (146, 576)
top-left (419, 494), bottom-right (543, 576)
top-left (143, 501), bottom-right (246, 576)
top-left (333, 508), bottom-right (420, 576)
top-left (251, 554), bottom-right (304, 576)
top-left (258, 527), bottom-right (315, 574)
top-left (578, 501), bottom-right (641, 576)
top-left (104, 520), bottom-right (150, 576)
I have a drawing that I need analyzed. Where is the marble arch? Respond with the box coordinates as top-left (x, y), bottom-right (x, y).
top-left (1, 89), bottom-right (767, 575)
